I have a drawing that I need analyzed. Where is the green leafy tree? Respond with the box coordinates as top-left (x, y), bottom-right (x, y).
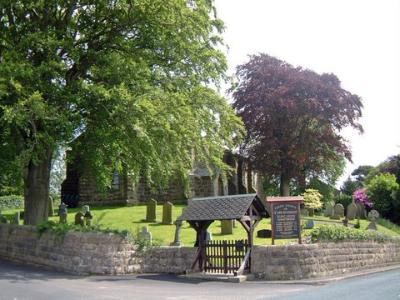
top-left (367, 173), bottom-right (400, 223)
top-left (303, 188), bottom-right (323, 215)
top-left (0, 1), bottom-right (244, 224)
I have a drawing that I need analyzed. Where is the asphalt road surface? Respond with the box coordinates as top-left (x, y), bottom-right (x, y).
top-left (1, 260), bottom-right (399, 300)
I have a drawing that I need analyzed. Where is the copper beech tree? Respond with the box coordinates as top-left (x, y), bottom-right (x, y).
top-left (233, 54), bottom-right (363, 196)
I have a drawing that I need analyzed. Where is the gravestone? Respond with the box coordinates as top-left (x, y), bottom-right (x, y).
top-left (324, 203), bottom-right (334, 217)
top-left (58, 203), bottom-right (68, 224)
top-left (221, 220), bottom-right (233, 234)
top-left (171, 220), bottom-right (183, 246)
top-left (304, 219), bottom-right (314, 229)
top-left (356, 203), bottom-right (367, 219)
top-left (12, 212), bottom-right (20, 225)
top-left (367, 209), bottom-right (379, 231)
top-left (346, 202), bottom-right (358, 220)
top-left (162, 202), bottom-right (173, 225)
top-left (74, 212), bottom-right (84, 226)
top-left (139, 226), bottom-right (152, 245)
top-left (333, 203), bottom-right (344, 218)
top-left (257, 229), bottom-right (272, 238)
top-left (82, 205), bottom-right (93, 226)
top-left (300, 208), bottom-right (309, 217)
top-left (146, 199), bottom-right (157, 222)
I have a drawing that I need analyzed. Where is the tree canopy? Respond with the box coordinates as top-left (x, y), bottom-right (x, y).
top-left (0, 0), bottom-right (244, 224)
top-left (232, 54), bottom-right (363, 195)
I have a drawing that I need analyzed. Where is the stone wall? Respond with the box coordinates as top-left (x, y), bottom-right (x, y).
top-left (0, 224), bottom-right (196, 275)
top-left (1, 224), bottom-right (399, 279)
top-left (0, 224), bottom-right (141, 275)
top-left (252, 242), bottom-right (400, 280)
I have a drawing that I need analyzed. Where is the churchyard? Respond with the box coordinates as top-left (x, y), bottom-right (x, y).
top-left (1, 201), bottom-right (399, 246)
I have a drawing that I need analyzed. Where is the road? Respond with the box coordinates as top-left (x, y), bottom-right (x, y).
top-left (0, 260), bottom-right (399, 300)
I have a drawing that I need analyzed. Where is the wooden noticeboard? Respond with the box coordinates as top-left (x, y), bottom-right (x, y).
top-left (266, 196), bottom-right (304, 245)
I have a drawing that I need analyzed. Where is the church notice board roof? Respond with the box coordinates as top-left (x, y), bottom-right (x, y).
top-left (266, 196), bottom-right (304, 203)
top-left (177, 194), bottom-right (268, 221)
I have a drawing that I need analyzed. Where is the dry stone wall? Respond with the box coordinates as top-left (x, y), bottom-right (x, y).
top-left (252, 242), bottom-right (400, 280)
top-left (1, 224), bottom-right (399, 279)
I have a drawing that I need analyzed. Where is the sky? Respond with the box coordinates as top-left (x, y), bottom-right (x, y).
top-left (214, 0), bottom-right (400, 186)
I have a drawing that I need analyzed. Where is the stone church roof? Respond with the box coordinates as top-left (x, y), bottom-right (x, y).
top-left (177, 194), bottom-right (267, 221)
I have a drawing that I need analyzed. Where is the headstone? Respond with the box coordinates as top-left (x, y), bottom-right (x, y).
top-left (139, 226), bottom-right (152, 245)
top-left (74, 212), bottom-right (84, 226)
top-left (221, 220), bottom-right (233, 234)
top-left (300, 208), bottom-right (309, 217)
top-left (171, 220), bottom-right (183, 246)
top-left (146, 199), bottom-right (157, 222)
top-left (304, 219), bottom-right (314, 229)
top-left (346, 202), bottom-right (358, 220)
top-left (324, 203), bottom-right (334, 217)
top-left (58, 203), bottom-right (68, 224)
top-left (257, 229), bottom-right (272, 238)
top-left (367, 221), bottom-right (377, 230)
top-left (12, 212), bottom-right (20, 225)
top-left (162, 202), bottom-right (173, 225)
top-left (356, 203), bottom-right (367, 219)
top-left (368, 209), bottom-right (379, 221)
top-left (333, 203), bottom-right (345, 218)
top-left (342, 218), bottom-right (349, 227)
top-left (367, 209), bottom-right (379, 231)
top-left (82, 205), bottom-right (93, 226)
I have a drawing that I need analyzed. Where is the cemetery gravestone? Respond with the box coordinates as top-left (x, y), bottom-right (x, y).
top-left (162, 202), bottom-right (173, 225)
top-left (367, 209), bottom-right (379, 231)
top-left (356, 203), bottom-right (367, 219)
top-left (74, 212), bottom-right (84, 226)
top-left (82, 205), bottom-right (93, 226)
top-left (257, 229), bottom-right (272, 238)
top-left (171, 220), bottom-right (183, 246)
top-left (300, 208), bottom-right (309, 217)
top-left (324, 203), bottom-right (334, 217)
top-left (333, 203), bottom-right (344, 219)
top-left (139, 226), bottom-right (152, 245)
top-left (59, 203), bottom-right (68, 224)
top-left (347, 202), bottom-right (358, 220)
top-left (146, 199), bottom-right (157, 222)
top-left (13, 212), bottom-right (20, 225)
top-left (221, 220), bottom-right (233, 234)
top-left (206, 230), bottom-right (213, 241)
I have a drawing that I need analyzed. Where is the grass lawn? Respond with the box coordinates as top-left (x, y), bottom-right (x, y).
top-left (2, 205), bottom-right (400, 246)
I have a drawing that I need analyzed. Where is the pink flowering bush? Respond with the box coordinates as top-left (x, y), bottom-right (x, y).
top-left (353, 188), bottom-right (373, 208)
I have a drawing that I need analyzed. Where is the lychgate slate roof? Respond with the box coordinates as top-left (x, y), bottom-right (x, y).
top-left (178, 194), bottom-right (268, 221)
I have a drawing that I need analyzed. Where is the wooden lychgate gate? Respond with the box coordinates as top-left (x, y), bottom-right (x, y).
top-left (204, 239), bottom-right (250, 275)
top-left (177, 194), bottom-right (268, 276)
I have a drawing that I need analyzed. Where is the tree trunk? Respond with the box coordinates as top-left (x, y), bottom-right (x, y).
top-left (24, 148), bottom-right (53, 225)
top-left (280, 172), bottom-right (290, 196)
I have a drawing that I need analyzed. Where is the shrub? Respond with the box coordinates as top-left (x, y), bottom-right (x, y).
top-left (366, 173), bottom-right (399, 223)
top-left (303, 189), bottom-right (323, 214)
top-left (353, 188), bottom-right (373, 208)
top-left (308, 224), bottom-right (394, 243)
top-left (0, 195), bottom-right (24, 211)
